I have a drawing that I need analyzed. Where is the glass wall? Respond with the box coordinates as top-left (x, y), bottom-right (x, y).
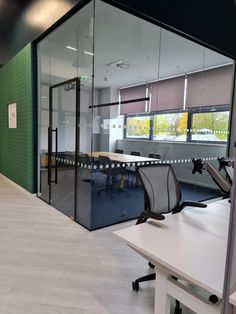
top-left (37, 1), bottom-right (94, 227)
top-left (37, 0), bottom-right (234, 231)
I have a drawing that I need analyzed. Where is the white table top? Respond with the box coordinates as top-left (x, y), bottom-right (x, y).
top-left (114, 200), bottom-right (230, 298)
top-left (90, 151), bottom-right (159, 163)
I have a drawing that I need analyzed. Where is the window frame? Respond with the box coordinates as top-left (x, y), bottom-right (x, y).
top-left (124, 105), bottom-right (230, 144)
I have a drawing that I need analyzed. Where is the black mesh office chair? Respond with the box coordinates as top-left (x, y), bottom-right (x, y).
top-left (78, 153), bottom-right (93, 183)
top-left (97, 155), bottom-right (126, 195)
top-left (130, 151), bottom-right (140, 156)
top-left (127, 151), bottom-right (141, 186)
top-left (133, 164), bottom-right (207, 314)
top-left (148, 153), bottom-right (161, 160)
top-left (115, 149), bottom-right (124, 154)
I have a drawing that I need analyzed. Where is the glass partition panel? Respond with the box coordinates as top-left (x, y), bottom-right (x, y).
top-left (91, 0), bottom-right (161, 230)
top-left (37, 1), bottom-right (94, 228)
top-left (156, 28), bottom-right (234, 206)
top-left (90, 0), bottom-right (234, 230)
top-left (37, 0), bottom-right (234, 234)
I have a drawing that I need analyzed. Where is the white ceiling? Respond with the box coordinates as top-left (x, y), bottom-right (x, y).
top-left (39, 0), bottom-right (233, 89)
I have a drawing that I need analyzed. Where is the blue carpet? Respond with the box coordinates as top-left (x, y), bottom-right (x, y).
top-left (89, 175), bottom-right (222, 230)
top-left (180, 182), bottom-right (222, 202)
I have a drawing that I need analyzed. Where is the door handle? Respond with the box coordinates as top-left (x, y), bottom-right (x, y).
top-left (48, 127), bottom-right (58, 184)
top-left (55, 127), bottom-right (58, 184)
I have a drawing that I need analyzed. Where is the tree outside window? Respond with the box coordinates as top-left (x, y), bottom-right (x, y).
top-left (153, 112), bottom-right (188, 141)
top-left (192, 111), bottom-right (229, 141)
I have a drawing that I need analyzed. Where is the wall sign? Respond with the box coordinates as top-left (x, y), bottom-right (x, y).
top-left (8, 103), bottom-right (17, 128)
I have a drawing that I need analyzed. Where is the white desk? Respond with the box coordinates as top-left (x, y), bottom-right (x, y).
top-left (114, 200), bottom-right (230, 314)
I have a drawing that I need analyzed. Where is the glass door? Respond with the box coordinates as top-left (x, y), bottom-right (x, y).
top-left (48, 78), bottom-right (80, 219)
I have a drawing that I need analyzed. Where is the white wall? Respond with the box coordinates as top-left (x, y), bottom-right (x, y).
top-left (92, 87), bottom-right (124, 152)
top-left (117, 139), bottom-right (227, 188)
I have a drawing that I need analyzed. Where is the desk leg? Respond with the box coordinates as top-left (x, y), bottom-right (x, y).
top-left (155, 268), bottom-right (171, 314)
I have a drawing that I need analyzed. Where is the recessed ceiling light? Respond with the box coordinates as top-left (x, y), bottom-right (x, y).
top-left (66, 45), bottom-right (77, 51)
top-left (84, 51), bottom-right (94, 56)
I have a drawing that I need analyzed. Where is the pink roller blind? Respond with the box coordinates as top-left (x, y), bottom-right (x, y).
top-left (149, 76), bottom-right (185, 111)
top-left (120, 84), bottom-right (146, 114)
top-left (186, 65), bottom-right (233, 108)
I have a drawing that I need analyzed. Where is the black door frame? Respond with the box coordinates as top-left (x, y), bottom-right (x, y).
top-left (48, 77), bottom-right (80, 221)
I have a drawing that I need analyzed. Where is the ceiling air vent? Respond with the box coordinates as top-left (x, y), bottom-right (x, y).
top-left (106, 59), bottom-right (129, 70)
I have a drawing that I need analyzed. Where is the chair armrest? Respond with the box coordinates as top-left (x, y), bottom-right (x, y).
top-left (182, 201), bottom-right (207, 208)
top-left (172, 201), bottom-right (207, 214)
top-left (136, 211), bottom-right (165, 224)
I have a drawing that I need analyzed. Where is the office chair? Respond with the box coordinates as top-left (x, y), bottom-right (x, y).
top-left (97, 155), bottom-right (126, 195)
top-left (148, 153), bottom-right (161, 160)
top-left (115, 149), bottom-right (124, 154)
top-left (130, 151), bottom-right (140, 156)
top-left (78, 153), bottom-right (94, 183)
top-left (126, 151), bottom-right (141, 186)
top-left (132, 164), bottom-right (207, 314)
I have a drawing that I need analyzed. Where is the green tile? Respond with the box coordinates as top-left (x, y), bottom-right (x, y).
top-left (0, 44), bottom-right (35, 193)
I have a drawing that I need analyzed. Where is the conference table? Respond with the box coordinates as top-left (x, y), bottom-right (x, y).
top-left (89, 151), bottom-right (159, 189)
top-left (114, 199), bottom-right (230, 314)
top-left (90, 151), bottom-right (160, 164)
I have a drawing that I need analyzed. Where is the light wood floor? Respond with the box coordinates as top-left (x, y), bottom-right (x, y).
top-left (0, 174), bottom-right (195, 314)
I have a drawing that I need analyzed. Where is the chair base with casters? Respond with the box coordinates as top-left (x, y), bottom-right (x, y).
top-left (132, 273), bottom-right (155, 292)
top-left (97, 155), bottom-right (127, 197)
top-left (97, 174), bottom-right (127, 197)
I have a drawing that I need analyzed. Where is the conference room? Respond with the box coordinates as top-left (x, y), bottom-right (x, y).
top-left (37, 0), bottom-right (234, 231)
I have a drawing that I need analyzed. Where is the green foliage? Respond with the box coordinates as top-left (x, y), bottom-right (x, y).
top-left (126, 111), bottom-right (229, 141)
top-left (153, 112), bottom-right (187, 136)
top-left (192, 112), bottom-right (229, 140)
top-left (126, 117), bottom-right (150, 137)
top-left (153, 115), bottom-right (169, 135)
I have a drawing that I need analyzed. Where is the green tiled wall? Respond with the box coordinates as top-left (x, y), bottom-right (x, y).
top-left (0, 43), bottom-right (35, 193)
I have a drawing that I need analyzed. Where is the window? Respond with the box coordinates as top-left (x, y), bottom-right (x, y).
top-left (153, 112), bottom-right (188, 141)
top-left (126, 116), bottom-right (151, 139)
top-left (124, 107), bottom-right (229, 143)
top-left (191, 111), bottom-right (229, 142)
